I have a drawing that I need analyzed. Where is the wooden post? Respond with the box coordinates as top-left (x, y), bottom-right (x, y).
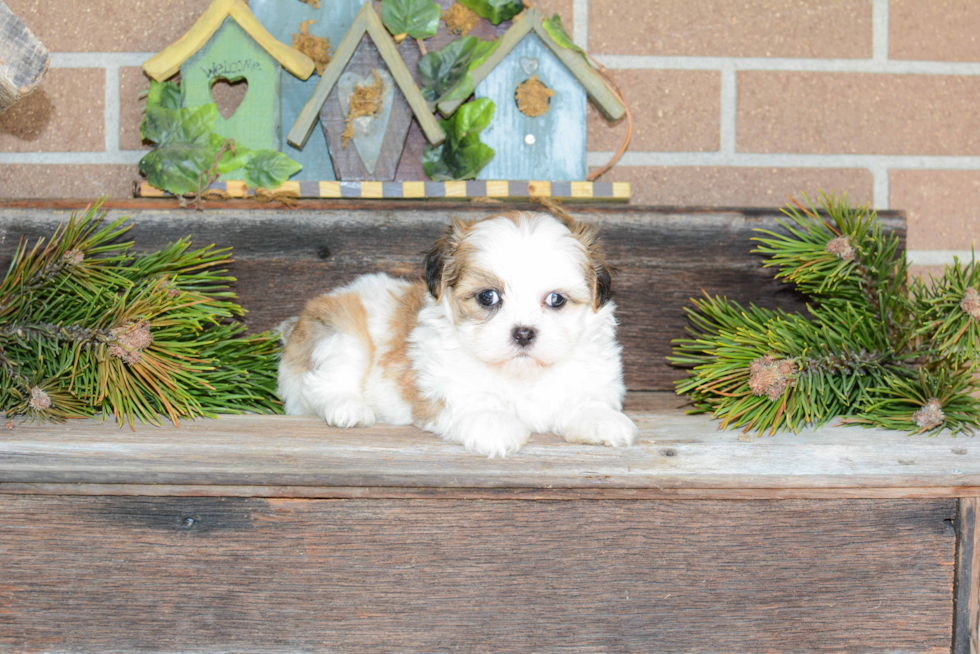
top-left (0, 0), bottom-right (49, 116)
top-left (954, 497), bottom-right (980, 654)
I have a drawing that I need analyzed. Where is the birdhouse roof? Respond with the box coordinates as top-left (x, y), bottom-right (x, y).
top-left (143, 0), bottom-right (315, 83)
top-left (437, 8), bottom-right (625, 122)
top-left (286, 2), bottom-right (445, 150)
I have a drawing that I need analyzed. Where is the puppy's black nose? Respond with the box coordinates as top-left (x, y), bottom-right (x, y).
top-left (512, 325), bottom-right (536, 347)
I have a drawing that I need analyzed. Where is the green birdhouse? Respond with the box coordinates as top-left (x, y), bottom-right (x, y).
top-left (143, 0), bottom-right (315, 152)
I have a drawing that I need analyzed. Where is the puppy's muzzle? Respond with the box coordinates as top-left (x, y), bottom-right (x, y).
top-left (512, 325), bottom-right (536, 348)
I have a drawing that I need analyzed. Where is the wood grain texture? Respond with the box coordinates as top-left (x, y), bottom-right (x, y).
top-left (3, 392), bottom-right (978, 491)
top-left (0, 0), bottom-right (49, 116)
top-left (320, 35), bottom-right (416, 180)
top-left (0, 204), bottom-right (903, 390)
top-left (955, 497), bottom-right (980, 654)
top-left (476, 33), bottom-right (587, 181)
top-left (0, 496), bottom-right (956, 653)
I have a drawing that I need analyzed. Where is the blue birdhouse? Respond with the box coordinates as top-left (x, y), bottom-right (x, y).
top-left (436, 8), bottom-right (625, 183)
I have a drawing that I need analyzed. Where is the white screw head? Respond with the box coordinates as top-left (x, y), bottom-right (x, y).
top-left (524, 134), bottom-right (535, 145)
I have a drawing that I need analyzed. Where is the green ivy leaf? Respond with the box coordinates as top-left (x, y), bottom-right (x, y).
top-left (139, 142), bottom-right (219, 197)
top-left (542, 13), bottom-right (588, 59)
top-left (243, 149), bottom-right (302, 189)
top-left (382, 0), bottom-right (440, 39)
top-left (210, 134), bottom-right (253, 175)
top-left (418, 37), bottom-right (479, 103)
top-left (451, 97), bottom-right (494, 143)
top-left (139, 104), bottom-right (221, 196)
top-left (422, 99), bottom-right (495, 180)
top-left (142, 80), bottom-right (182, 141)
top-left (142, 103), bottom-right (216, 148)
top-left (457, 0), bottom-right (524, 25)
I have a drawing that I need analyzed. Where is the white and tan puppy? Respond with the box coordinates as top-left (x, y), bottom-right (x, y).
top-left (277, 210), bottom-right (638, 457)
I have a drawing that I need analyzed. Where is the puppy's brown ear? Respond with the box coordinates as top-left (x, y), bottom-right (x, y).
top-left (424, 216), bottom-right (471, 300)
top-left (591, 255), bottom-right (614, 310)
top-left (562, 217), bottom-right (614, 311)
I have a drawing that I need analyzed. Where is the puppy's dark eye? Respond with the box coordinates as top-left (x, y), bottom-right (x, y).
top-left (477, 289), bottom-right (500, 307)
top-left (545, 292), bottom-right (566, 308)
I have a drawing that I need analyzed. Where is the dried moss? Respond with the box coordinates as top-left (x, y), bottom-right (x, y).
top-left (342, 70), bottom-right (385, 149)
top-left (299, 0), bottom-right (320, 8)
top-left (292, 20), bottom-right (332, 76)
top-left (442, 3), bottom-right (480, 36)
top-left (515, 75), bottom-right (555, 117)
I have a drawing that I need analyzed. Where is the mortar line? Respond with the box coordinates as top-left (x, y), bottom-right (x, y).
top-left (872, 0), bottom-right (889, 62)
top-left (719, 66), bottom-right (737, 155)
top-left (871, 163), bottom-right (890, 210)
top-left (591, 55), bottom-right (980, 75)
top-left (907, 250), bottom-right (978, 266)
top-left (585, 151), bottom-right (980, 170)
top-left (49, 53), bottom-right (155, 68)
top-left (573, 0), bottom-right (588, 50)
top-left (104, 65), bottom-right (120, 155)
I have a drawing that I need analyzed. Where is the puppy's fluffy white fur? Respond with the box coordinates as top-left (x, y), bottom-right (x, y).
top-left (278, 210), bottom-right (638, 457)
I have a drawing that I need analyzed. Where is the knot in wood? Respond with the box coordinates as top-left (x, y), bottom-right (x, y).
top-left (109, 320), bottom-right (152, 366)
top-left (749, 354), bottom-right (796, 402)
top-left (960, 287), bottom-right (980, 321)
top-left (29, 386), bottom-right (51, 411)
top-left (913, 398), bottom-right (945, 430)
top-left (825, 235), bottom-right (855, 260)
top-left (515, 76), bottom-right (555, 118)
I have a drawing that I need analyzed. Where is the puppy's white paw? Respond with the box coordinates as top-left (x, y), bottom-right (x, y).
top-left (562, 408), bottom-right (638, 448)
top-left (453, 413), bottom-right (531, 458)
top-left (319, 396), bottom-right (376, 428)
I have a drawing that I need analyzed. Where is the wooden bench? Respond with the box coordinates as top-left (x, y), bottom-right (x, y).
top-left (1, 201), bottom-right (976, 653)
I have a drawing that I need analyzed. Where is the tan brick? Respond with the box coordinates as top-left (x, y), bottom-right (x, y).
top-left (533, 0), bottom-right (573, 23)
top-left (0, 69), bottom-right (104, 153)
top-left (0, 165), bottom-right (135, 199)
top-left (890, 0), bottom-right (980, 62)
top-left (908, 266), bottom-right (948, 283)
top-left (5, 0), bottom-right (214, 52)
top-left (587, 70), bottom-right (719, 153)
top-left (120, 67), bottom-right (152, 151)
top-left (589, 0), bottom-right (872, 58)
top-left (738, 72), bottom-right (980, 155)
top-left (590, 166), bottom-right (874, 207)
top-left (890, 170), bottom-right (980, 251)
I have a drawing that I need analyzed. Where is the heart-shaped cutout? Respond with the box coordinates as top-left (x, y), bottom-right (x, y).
top-left (519, 56), bottom-right (539, 75)
top-left (210, 77), bottom-right (248, 120)
top-left (337, 69), bottom-right (395, 175)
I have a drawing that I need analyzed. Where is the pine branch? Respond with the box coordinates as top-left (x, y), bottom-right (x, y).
top-left (671, 191), bottom-right (980, 436)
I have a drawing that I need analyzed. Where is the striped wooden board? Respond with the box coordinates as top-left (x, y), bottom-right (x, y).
top-left (134, 180), bottom-right (631, 201)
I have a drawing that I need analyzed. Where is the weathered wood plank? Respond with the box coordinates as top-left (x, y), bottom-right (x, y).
top-left (954, 497), bottom-right (980, 654)
top-left (0, 204), bottom-right (907, 391)
top-left (1, 393), bottom-right (976, 491)
top-left (0, 0), bottom-right (49, 116)
top-left (0, 496), bottom-right (956, 653)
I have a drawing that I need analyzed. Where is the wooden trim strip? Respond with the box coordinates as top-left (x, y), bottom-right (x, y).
top-left (142, 0), bottom-right (314, 82)
top-left (287, 7), bottom-right (368, 149)
top-left (2, 484), bottom-right (980, 500)
top-left (437, 10), bottom-right (534, 118)
top-left (134, 180), bottom-right (630, 201)
top-left (954, 497), bottom-right (980, 654)
top-left (529, 11), bottom-right (626, 122)
top-left (287, 3), bottom-right (445, 149)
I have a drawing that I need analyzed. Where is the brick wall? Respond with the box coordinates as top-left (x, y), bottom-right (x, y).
top-left (1, 0), bottom-right (978, 271)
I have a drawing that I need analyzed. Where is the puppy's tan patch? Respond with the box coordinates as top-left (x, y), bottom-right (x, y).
top-left (380, 281), bottom-right (444, 423)
top-left (283, 292), bottom-right (375, 389)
